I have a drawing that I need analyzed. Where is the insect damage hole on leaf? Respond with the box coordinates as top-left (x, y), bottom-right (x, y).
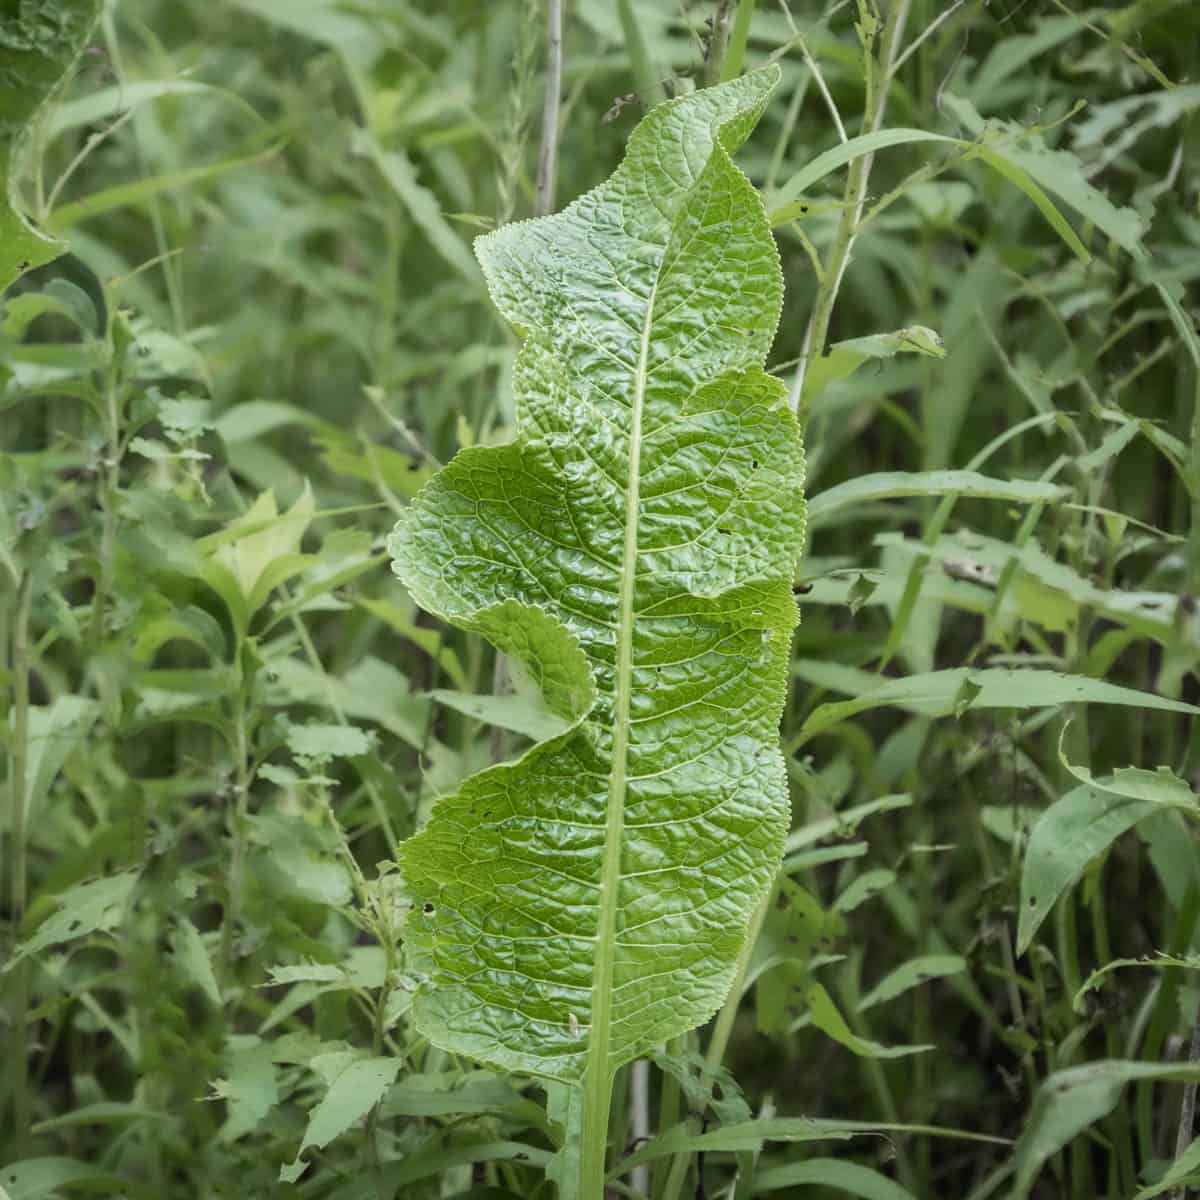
top-left (386, 65), bottom-right (804, 1198)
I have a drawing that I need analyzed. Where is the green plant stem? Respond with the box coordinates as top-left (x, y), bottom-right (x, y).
top-left (789, 0), bottom-right (911, 421)
top-left (1170, 1014), bottom-right (1200, 1200)
top-left (618, 0), bottom-right (666, 104)
top-left (1171, 272), bottom-right (1200, 1200)
top-left (219, 649), bottom-right (253, 985)
top-left (579, 1068), bottom-right (614, 1200)
top-left (1139, 886), bottom-right (1200, 1163)
top-left (705, 1), bottom-right (734, 87)
top-left (535, 0), bottom-right (563, 217)
top-left (630, 1058), bottom-right (651, 1198)
top-left (88, 371), bottom-right (122, 660)
top-left (703, 888), bottom-right (770, 1077)
top-left (7, 570), bottom-right (34, 1155)
top-left (651, 1036), bottom-right (684, 1199)
top-left (288, 608), bottom-right (398, 846)
top-left (719, 0), bottom-right (757, 83)
top-left (657, 886), bottom-right (773, 1200)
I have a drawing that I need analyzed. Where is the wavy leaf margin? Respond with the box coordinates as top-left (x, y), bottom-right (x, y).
top-left (388, 67), bottom-right (803, 1119)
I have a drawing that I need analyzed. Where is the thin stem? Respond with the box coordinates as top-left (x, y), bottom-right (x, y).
top-left (887, 0), bottom-right (967, 79)
top-left (220, 652), bottom-right (253, 985)
top-left (776, 1), bottom-right (847, 144)
top-left (1141, 888), bottom-right (1200, 1163)
top-left (630, 1058), bottom-right (651, 1197)
top-left (651, 1036), bottom-right (684, 1199)
top-left (703, 889), bottom-right (771, 1078)
top-left (658, 887), bottom-right (774, 1200)
top-left (88, 369), bottom-right (122, 659)
top-left (788, 0), bottom-right (912, 419)
top-left (1170, 1016), bottom-right (1200, 1200)
top-left (7, 570), bottom-right (35, 1155)
top-left (288, 608), bottom-right (398, 847)
top-left (618, 0), bottom-right (667, 105)
top-left (705, 1), bottom-right (734, 87)
top-left (42, 109), bottom-right (136, 219)
top-left (535, 0), bottom-right (563, 217)
top-left (719, 0), bottom-right (758, 83)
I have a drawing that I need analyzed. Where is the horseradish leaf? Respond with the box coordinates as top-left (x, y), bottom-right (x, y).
top-left (388, 65), bottom-right (803, 1184)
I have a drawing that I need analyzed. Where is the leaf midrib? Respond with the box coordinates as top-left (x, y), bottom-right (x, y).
top-left (581, 276), bottom-right (658, 1171)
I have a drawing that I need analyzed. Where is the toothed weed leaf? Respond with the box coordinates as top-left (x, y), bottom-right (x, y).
top-left (387, 65), bottom-right (804, 1182)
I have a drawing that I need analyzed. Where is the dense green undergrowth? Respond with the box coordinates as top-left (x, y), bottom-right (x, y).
top-left (4, 1), bottom-right (1200, 1198)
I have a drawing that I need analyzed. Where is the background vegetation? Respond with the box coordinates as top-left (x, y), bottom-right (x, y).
top-left (4, 0), bottom-right (1200, 1197)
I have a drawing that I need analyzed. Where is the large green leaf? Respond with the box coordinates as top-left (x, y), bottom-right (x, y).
top-left (0, 0), bottom-right (102, 292)
top-left (388, 67), bottom-right (804, 1192)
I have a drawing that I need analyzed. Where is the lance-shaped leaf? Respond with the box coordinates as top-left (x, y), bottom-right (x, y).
top-left (388, 65), bottom-right (803, 1178)
top-left (0, 0), bottom-right (102, 292)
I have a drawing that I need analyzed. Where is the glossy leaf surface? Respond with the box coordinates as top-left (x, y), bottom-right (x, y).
top-left (388, 67), bottom-right (804, 1085)
top-left (0, 0), bottom-right (101, 291)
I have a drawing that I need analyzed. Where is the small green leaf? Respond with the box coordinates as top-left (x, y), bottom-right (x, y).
top-left (807, 471), bottom-right (1066, 529)
top-left (1017, 784), bottom-right (1157, 956)
top-left (1074, 953), bottom-right (1200, 1015)
top-left (250, 812), bottom-right (352, 908)
top-left (212, 1037), bottom-right (278, 1143)
top-left (23, 695), bottom-right (98, 825)
top-left (171, 917), bottom-right (222, 1007)
top-left (833, 869), bottom-right (896, 914)
top-left (952, 674), bottom-right (982, 717)
top-left (353, 131), bottom-right (483, 289)
top-left (282, 1056), bottom-right (402, 1182)
top-left (1012, 1062), bottom-right (1200, 1199)
top-left (157, 396), bottom-right (214, 438)
top-left (46, 79), bottom-right (261, 139)
top-left (267, 655), bottom-right (431, 751)
top-left (754, 1157), bottom-right (920, 1198)
top-left (47, 143), bottom-right (283, 232)
top-left (803, 982), bottom-right (933, 1058)
top-left (205, 484), bottom-right (314, 610)
top-left (847, 573), bottom-right (879, 616)
top-left (858, 955), bottom-right (968, 1012)
top-left (6, 871), bottom-right (139, 970)
top-left (0, 1158), bottom-right (136, 1200)
top-left (803, 325), bottom-right (945, 407)
top-left (1133, 1134), bottom-right (1200, 1199)
top-left (263, 962), bottom-right (348, 987)
top-left (287, 722), bottom-right (376, 764)
top-left (429, 688), bottom-right (572, 742)
top-left (771, 129), bottom-right (958, 213)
